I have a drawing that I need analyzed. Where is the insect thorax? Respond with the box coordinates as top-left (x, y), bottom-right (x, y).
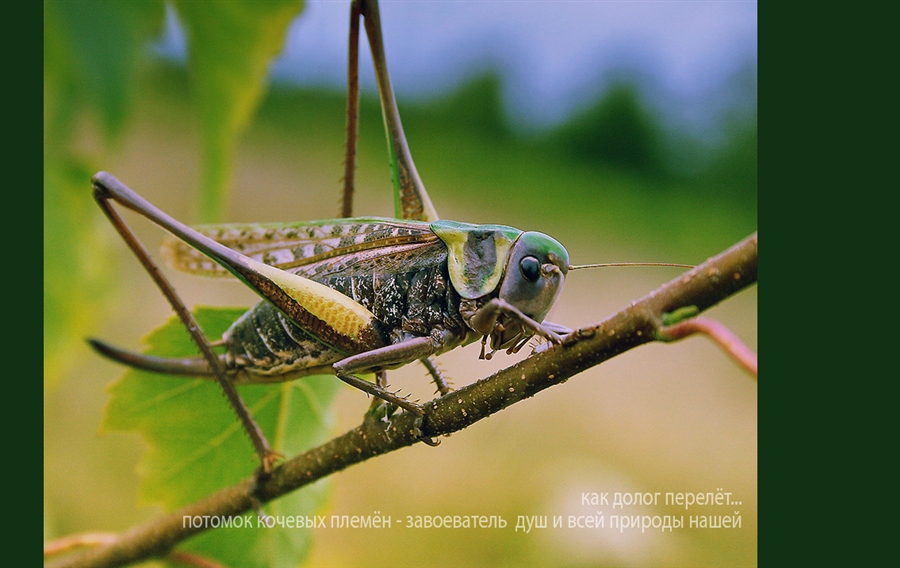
top-left (222, 248), bottom-right (474, 378)
top-left (322, 257), bottom-right (469, 346)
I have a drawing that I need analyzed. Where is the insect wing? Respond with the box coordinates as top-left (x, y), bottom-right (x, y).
top-left (162, 217), bottom-right (440, 279)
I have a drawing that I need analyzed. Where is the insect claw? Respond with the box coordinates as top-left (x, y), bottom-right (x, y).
top-left (248, 452), bottom-right (281, 520)
top-left (261, 450), bottom-right (284, 474)
top-left (412, 415), bottom-right (440, 447)
top-left (545, 327), bottom-right (565, 344)
top-left (532, 341), bottom-right (551, 354)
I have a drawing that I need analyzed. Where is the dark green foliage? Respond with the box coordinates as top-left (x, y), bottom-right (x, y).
top-left (550, 82), bottom-right (665, 176)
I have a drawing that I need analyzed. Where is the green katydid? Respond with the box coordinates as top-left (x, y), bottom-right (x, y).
top-left (89, 0), bottom-right (689, 471)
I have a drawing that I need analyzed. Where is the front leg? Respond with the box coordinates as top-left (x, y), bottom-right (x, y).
top-left (530, 321), bottom-right (575, 354)
top-left (467, 298), bottom-right (566, 347)
top-left (541, 321), bottom-right (574, 337)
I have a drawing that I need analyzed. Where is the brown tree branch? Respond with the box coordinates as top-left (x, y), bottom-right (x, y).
top-left (46, 232), bottom-right (757, 568)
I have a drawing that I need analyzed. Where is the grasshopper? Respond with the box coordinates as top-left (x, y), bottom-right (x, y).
top-left (89, 0), bottom-right (686, 470)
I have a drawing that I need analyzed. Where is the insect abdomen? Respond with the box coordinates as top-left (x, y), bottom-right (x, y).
top-left (224, 302), bottom-right (345, 380)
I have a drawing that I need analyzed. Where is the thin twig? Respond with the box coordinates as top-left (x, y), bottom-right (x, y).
top-left (46, 233), bottom-right (757, 568)
top-left (168, 551), bottom-right (226, 568)
top-left (44, 533), bottom-right (117, 558)
top-left (45, 533), bottom-right (223, 568)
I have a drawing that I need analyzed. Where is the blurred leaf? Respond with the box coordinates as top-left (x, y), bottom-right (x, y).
top-left (103, 306), bottom-right (340, 567)
top-left (172, 0), bottom-right (305, 222)
top-left (44, 158), bottom-right (117, 386)
top-left (44, 0), bottom-right (165, 387)
top-left (44, 0), bottom-right (165, 145)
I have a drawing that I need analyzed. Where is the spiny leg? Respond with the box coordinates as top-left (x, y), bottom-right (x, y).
top-left (94, 172), bottom-right (390, 358)
top-left (334, 370), bottom-right (424, 417)
top-left (345, 1), bottom-right (450, 421)
top-left (421, 357), bottom-right (452, 396)
top-left (334, 337), bottom-right (442, 445)
top-left (358, 0), bottom-right (439, 222)
top-left (365, 370), bottom-right (397, 424)
top-left (341, 0), bottom-right (362, 218)
top-left (345, 7), bottom-right (404, 426)
top-left (92, 180), bottom-right (278, 474)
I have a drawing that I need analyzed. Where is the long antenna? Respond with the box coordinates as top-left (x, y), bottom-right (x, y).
top-left (568, 262), bottom-right (694, 270)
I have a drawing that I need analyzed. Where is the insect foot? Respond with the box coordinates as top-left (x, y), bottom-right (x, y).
top-left (248, 458), bottom-right (281, 522)
top-left (532, 323), bottom-right (565, 345)
top-left (365, 398), bottom-right (400, 432)
top-left (413, 415), bottom-right (441, 447)
top-left (260, 450), bottom-right (284, 474)
top-left (363, 396), bottom-right (439, 447)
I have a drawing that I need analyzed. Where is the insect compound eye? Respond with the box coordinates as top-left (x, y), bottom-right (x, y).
top-left (519, 256), bottom-right (541, 282)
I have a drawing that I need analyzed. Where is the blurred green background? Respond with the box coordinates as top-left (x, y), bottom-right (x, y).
top-left (44, 1), bottom-right (757, 566)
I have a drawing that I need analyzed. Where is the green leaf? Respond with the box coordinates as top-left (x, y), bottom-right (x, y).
top-left (172, 0), bottom-right (305, 222)
top-left (103, 306), bottom-right (340, 568)
top-left (44, 0), bottom-right (165, 385)
top-left (44, 0), bottom-right (166, 145)
top-left (44, 158), bottom-right (117, 386)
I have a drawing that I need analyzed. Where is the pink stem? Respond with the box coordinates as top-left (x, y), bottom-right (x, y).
top-left (660, 317), bottom-right (757, 378)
